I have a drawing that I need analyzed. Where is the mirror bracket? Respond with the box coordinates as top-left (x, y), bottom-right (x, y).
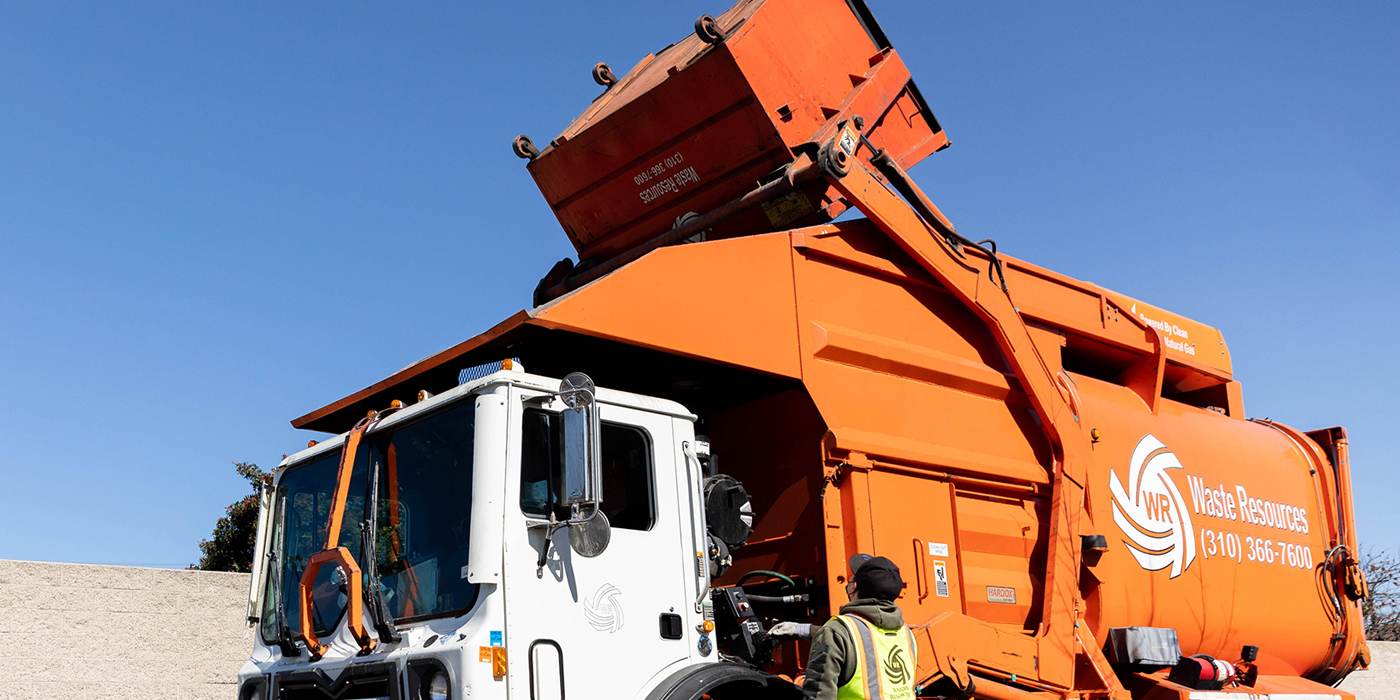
top-left (533, 518), bottom-right (565, 578)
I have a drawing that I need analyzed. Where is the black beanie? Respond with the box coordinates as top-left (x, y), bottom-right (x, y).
top-left (849, 554), bottom-right (903, 601)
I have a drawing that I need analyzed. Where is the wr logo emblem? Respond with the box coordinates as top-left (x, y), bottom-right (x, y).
top-left (1109, 434), bottom-right (1196, 578)
top-left (583, 583), bottom-right (625, 633)
top-left (883, 645), bottom-right (911, 685)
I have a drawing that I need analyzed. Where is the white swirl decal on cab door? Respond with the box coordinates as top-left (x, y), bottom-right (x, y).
top-left (1110, 435), bottom-right (1196, 578)
top-left (584, 583), bottom-right (625, 633)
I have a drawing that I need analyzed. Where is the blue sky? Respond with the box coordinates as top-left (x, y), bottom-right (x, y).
top-left (0, 1), bottom-right (1395, 568)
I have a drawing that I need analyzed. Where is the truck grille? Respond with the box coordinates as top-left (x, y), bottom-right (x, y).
top-left (273, 662), bottom-right (401, 700)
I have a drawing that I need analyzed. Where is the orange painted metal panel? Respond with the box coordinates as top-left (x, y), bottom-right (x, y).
top-left (954, 491), bottom-right (1047, 629)
top-left (811, 321), bottom-right (1020, 404)
top-left (1004, 257), bottom-right (1233, 381)
top-left (791, 227), bottom-right (1054, 483)
top-left (865, 473), bottom-right (963, 621)
top-left (533, 232), bottom-right (803, 380)
top-left (793, 224), bottom-right (1234, 394)
top-left (1073, 373), bottom-right (1351, 678)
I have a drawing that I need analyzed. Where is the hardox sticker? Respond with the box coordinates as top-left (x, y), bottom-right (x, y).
top-left (986, 586), bottom-right (1016, 604)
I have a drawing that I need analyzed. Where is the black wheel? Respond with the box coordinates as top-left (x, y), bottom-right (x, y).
top-left (695, 14), bottom-right (724, 44)
top-left (592, 62), bottom-right (617, 87)
top-left (646, 663), bottom-right (802, 700)
top-left (512, 134), bottom-right (540, 161)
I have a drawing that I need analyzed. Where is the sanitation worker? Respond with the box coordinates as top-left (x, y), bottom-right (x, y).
top-left (770, 554), bottom-right (917, 700)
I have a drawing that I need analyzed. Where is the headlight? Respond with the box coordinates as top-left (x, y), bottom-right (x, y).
top-left (426, 671), bottom-right (450, 700)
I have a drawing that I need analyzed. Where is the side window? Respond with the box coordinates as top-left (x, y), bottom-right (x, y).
top-left (599, 423), bottom-right (654, 530)
top-left (520, 409), bottom-right (561, 519)
top-left (520, 408), bottom-right (656, 531)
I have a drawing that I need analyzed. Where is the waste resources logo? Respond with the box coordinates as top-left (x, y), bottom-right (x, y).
top-left (1109, 435), bottom-right (1196, 578)
top-left (883, 645), bottom-right (912, 686)
top-left (583, 583), bottom-right (625, 633)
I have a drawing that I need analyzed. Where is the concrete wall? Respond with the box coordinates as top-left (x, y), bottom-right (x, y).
top-left (1339, 640), bottom-right (1399, 700)
top-left (0, 560), bottom-right (252, 700)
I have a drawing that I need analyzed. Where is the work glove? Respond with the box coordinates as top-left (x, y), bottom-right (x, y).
top-left (768, 621), bottom-right (812, 639)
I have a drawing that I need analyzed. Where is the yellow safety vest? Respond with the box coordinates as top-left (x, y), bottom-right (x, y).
top-left (833, 614), bottom-right (917, 700)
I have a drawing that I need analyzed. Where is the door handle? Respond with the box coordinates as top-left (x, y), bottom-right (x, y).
top-left (911, 538), bottom-right (929, 602)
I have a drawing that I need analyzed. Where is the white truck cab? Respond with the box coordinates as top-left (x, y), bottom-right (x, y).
top-left (237, 368), bottom-right (780, 700)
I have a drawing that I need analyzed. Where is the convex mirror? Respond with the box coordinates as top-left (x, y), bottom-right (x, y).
top-left (568, 511), bottom-right (610, 558)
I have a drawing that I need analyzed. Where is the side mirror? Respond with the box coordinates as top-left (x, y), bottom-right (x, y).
top-left (559, 373), bottom-right (601, 507)
top-left (559, 373), bottom-right (609, 558)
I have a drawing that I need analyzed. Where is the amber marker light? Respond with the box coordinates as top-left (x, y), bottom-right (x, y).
top-left (491, 647), bottom-right (508, 679)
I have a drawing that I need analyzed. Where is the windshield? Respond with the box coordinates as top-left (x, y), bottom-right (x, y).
top-left (261, 400), bottom-right (478, 643)
top-left (260, 449), bottom-right (365, 641)
top-left (369, 402), bottom-right (477, 620)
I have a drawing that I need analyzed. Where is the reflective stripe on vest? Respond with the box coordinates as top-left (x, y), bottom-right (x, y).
top-left (833, 615), bottom-right (916, 700)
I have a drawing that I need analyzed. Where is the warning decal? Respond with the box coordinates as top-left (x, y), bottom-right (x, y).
top-left (761, 191), bottom-right (815, 227)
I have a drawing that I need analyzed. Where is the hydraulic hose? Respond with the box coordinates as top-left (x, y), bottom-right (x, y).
top-left (736, 570), bottom-right (797, 589)
top-left (745, 593), bottom-right (810, 605)
top-left (867, 150), bottom-right (1008, 292)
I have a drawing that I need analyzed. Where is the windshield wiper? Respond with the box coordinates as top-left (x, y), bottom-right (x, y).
top-left (275, 599), bottom-right (302, 658)
top-left (271, 552), bottom-right (301, 657)
top-left (362, 522), bottom-right (401, 643)
top-left (363, 459), bottom-right (401, 644)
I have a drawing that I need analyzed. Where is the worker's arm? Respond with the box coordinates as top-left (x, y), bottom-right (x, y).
top-left (769, 621), bottom-right (812, 639)
top-left (802, 621), bottom-right (853, 700)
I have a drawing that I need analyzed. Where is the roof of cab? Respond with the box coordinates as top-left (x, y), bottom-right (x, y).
top-left (276, 369), bottom-right (695, 471)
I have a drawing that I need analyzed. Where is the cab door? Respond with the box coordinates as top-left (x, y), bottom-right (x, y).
top-left (502, 396), bottom-right (694, 699)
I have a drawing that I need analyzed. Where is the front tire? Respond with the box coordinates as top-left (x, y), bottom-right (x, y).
top-left (646, 663), bottom-right (802, 700)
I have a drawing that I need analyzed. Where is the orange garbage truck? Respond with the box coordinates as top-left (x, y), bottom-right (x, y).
top-left (238, 1), bottom-right (1370, 699)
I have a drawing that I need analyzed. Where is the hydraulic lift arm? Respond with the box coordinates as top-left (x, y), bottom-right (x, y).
top-left (814, 126), bottom-right (1136, 698)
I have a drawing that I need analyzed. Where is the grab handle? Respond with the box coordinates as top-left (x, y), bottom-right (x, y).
top-left (912, 538), bottom-right (929, 602)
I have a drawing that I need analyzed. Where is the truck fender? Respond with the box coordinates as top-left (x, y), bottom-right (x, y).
top-left (645, 663), bottom-right (802, 700)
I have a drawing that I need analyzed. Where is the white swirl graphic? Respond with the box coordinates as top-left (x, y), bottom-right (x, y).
top-left (1109, 434), bottom-right (1196, 578)
top-left (583, 583), bottom-right (625, 633)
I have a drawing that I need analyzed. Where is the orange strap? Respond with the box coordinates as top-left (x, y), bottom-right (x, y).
top-left (298, 416), bottom-right (377, 658)
top-left (323, 420), bottom-right (368, 549)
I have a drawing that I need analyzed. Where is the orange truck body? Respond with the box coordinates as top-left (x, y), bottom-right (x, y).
top-left (294, 0), bottom-right (1368, 697)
